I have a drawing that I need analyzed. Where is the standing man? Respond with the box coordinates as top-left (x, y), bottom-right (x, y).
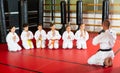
top-left (88, 19), bottom-right (117, 68)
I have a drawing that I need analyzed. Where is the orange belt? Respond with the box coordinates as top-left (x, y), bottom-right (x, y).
top-left (49, 40), bottom-right (55, 47)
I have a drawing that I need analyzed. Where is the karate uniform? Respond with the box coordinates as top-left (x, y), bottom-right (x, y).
top-left (34, 30), bottom-right (46, 48)
top-left (75, 30), bottom-right (89, 49)
top-left (88, 29), bottom-right (116, 66)
top-left (6, 32), bottom-right (22, 51)
top-left (21, 30), bottom-right (34, 49)
top-left (62, 31), bottom-right (74, 49)
top-left (47, 30), bottom-right (61, 49)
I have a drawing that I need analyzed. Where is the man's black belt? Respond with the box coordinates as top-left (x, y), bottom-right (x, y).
top-left (98, 48), bottom-right (112, 51)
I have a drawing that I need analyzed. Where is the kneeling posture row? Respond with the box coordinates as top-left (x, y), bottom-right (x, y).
top-left (6, 23), bottom-right (89, 51)
top-left (6, 19), bottom-right (117, 68)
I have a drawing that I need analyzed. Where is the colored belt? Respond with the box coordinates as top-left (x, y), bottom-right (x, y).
top-left (98, 48), bottom-right (112, 51)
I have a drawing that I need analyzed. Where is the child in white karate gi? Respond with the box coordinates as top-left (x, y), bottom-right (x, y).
top-left (47, 23), bottom-right (61, 49)
top-left (21, 24), bottom-right (34, 49)
top-left (34, 24), bottom-right (46, 48)
top-left (6, 25), bottom-right (22, 52)
top-left (62, 25), bottom-right (74, 49)
top-left (75, 24), bottom-right (89, 49)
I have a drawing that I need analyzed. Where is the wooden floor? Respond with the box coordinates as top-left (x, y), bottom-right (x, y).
top-left (0, 33), bottom-right (120, 73)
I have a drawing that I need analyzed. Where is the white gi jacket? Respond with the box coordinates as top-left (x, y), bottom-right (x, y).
top-left (62, 31), bottom-right (74, 49)
top-left (75, 30), bottom-right (89, 49)
top-left (34, 30), bottom-right (46, 48)
top-left (6, 32), bottom-right (22, 51)
top-left (21, 30), bottom-right (34, 49)
top-left (47, 30), bottom-right (61, 49)
top-left (88, 29), bottom-right (117, 66)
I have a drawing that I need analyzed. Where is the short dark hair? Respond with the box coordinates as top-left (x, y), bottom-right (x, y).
top-left (50, 23), bottom-right (55, 27)
top-left (66, 24), bottom-right (71, 29)
top-left (37, 23), bottom-right (42, 27)
top-left (103, 19), bottom-right (110, 27)
top-left (80, 23), bottom-right (85, 26)
top-left (9, 25), bottom-right (15, 30)
top-left (23, 23), bottom-right (29, 28)
top-left (9, 25), bottom-right (15, 31)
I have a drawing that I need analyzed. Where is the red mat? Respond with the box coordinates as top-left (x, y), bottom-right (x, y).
top-left (0, 33), bottom-right (120, 73)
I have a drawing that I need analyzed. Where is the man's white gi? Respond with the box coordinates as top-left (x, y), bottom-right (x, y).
top-left (88, 29), bottom-right (116, 66)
